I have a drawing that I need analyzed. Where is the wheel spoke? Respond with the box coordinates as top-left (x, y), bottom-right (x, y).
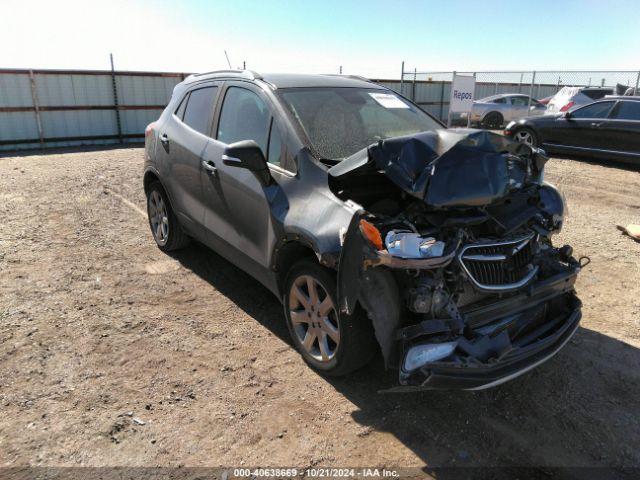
top-left (302, 329), bottom-right (316, 351)
top-left (292, 285), bottom-right (311, 310)
top-left (290, 310), bottom-right (310, 325)
top-left (307, 277), bottom-right (319, 306)
top-left (320, 317), bottom-right (340, 343)
top-left (318, 333), bottom-right (330, 361)
top-left (318, 296), bottom-right (334, 316)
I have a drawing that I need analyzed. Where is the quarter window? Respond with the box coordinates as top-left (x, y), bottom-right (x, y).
top-left (613, 101), bottom-right (640, 121)
top-left (175, 93), bottom-right (189, 120)
top-left (267, 119), bottom-right (285, 167)
top-left (571, 101), bottom-right (615, 119)
top-left (182, 86), bottom-right (218, 135)
top-left (217, 87), bottom-right (270, 154)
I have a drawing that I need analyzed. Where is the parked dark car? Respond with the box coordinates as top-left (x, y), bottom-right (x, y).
top-left (143, 70), bottom-right (584, 390)
top-left (505, 97), bottom-right (640, 162)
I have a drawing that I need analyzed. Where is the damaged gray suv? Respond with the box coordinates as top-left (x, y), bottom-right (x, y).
top-left (143, 71), bottom-right (584, 390)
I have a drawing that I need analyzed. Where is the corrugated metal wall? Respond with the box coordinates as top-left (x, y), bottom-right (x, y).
top-left (4, 69), bottom-right (632, 152)
top-left (0, 69), bottom-right (186, 151)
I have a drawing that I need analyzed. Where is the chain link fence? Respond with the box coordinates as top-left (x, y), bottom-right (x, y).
top-left (393, 68), bottom-right (640, 123)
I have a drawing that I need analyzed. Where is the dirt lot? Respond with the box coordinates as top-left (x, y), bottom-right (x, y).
top-left (1, 147), bottom-right (640, 473)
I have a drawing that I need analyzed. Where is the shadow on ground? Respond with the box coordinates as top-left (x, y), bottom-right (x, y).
top-left (171, 242), bottom-right (640, 477)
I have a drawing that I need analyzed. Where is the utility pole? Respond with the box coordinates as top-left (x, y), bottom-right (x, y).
top-left (339, 65), bottom-right (342, 74)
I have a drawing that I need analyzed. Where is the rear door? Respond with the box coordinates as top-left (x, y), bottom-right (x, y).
top-left (607, 100), bottom-right (640, 155)
top-left (161, 83), bottom-right (219, 235)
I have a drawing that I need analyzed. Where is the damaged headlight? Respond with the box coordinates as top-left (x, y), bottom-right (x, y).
top-left (385, 230), bottom-right (445, 259)
top-left (403, 341), bottom-right (457, 371)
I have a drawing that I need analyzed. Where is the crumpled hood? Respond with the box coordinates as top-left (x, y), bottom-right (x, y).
top-left (329, 129), bottom-right (548, 208)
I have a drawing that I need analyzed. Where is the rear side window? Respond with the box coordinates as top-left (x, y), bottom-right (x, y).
top-left (217, 87), bottom-right (270, 154)
top-left (613, 101), bottom-right (640, 121)
top-left (182, 86), bottom-right (218, 135)
top-left (583, 89), bottom-right (612, 100)
top-left (571, 101), bottom-right (615, 119)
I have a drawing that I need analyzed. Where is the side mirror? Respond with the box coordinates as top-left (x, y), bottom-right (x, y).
top-left (222, 140), bottom-right (272, 186)
top-left (563, 111), bottom-right (572, 119)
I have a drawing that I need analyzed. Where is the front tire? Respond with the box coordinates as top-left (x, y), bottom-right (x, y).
top-left (283, 260), bottom-right (375, 376)
top-left (146, 181), bottom-right (190, 252)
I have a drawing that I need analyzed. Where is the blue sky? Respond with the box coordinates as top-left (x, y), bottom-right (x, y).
top-left (3, 0), bottom-right (639, 77)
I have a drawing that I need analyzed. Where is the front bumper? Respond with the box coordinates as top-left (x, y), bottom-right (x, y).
top-left (395, 269), bottom-right (581, 391)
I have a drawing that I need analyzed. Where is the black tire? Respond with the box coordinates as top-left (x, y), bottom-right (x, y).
top-left (146, 181), bottom-right (190, 252)
top-left (481, 111), bottom-right (504, 129)
top-left (283, 260), bottom-right (376, 376)
top-left (513, 127), bottom-right (539, 148)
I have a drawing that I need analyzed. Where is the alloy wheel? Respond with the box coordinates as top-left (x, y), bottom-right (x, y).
top-left (288, 275), bottom-right (340, 362)
top-left (148, 190), bottom-right (169, 246)
top-left (514, 130), bottom-right (535, 146)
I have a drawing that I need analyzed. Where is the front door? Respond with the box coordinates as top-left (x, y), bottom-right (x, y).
top-left (544, 100), bottom-right (616, 149)
top-left (200, 82), bottom-right (288, 278)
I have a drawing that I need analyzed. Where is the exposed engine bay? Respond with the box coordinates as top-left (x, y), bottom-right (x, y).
top-left (328, 129), bottom-right (585, 390)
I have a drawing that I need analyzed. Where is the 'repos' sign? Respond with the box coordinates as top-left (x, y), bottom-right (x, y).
top-left (449, 74), bottom-right (476, 113)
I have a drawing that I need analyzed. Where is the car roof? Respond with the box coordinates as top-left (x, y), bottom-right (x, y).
top-left (603, 95), bottom-right (640, 101)
top-left (479, 93), bottom-right (527, 101)
top-left (261, 73), bottom-right (384, 89)
top-left (184, 70), bottom-right (384, 90)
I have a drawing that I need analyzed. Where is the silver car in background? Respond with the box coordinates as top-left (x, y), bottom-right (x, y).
top-left (464, 94), bottom-right (547, 129)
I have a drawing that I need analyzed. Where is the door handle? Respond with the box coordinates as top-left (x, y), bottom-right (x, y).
top-left (159, 133), bottom-right (170, 153)
top-left (201, 160), bottom-right (218, 176)
top-left (590, 122), bottom-right (602, 127)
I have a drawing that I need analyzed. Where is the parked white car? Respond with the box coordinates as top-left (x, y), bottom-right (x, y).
top-left (545, 86), bottom-right (614, 114)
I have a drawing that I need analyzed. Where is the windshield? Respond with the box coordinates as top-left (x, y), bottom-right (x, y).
top-left (278, 87), bottom-right (442, 160)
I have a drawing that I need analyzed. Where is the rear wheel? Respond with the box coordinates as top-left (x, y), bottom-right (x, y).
top-left (283, 260), bottom-right (375, 376)
top-left (146, 181), bottom-right (189, 252)
top-left (513, 127), bottom-right (538, 148)
top-left (481, 111), bottom-right (504, 129)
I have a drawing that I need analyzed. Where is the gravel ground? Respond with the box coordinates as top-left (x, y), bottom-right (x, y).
top-left (1, 147), bottom-right (639, 474)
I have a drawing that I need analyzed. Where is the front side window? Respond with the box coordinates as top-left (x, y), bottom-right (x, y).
top-left (571, 101), bottom-right (615, 119)
top-left (279, 88), bottom-right (441, 160)
top-left (492, 97), bottom-right (506, 104)
top-left (613, 101), bottom-right (640, 121)
top-left (510, 96), bottom-right (529, 106)
top-left (182, 86), bottom-right (218, 135)
top-left (217, 87), bottom-right (270, 154)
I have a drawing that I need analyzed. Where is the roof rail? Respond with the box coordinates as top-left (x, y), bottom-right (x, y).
top-left (184, 69), bottom-right (263, 83)
top-left (322, 74), bottom-right (371, 83)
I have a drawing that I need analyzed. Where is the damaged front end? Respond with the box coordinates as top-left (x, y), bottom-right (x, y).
top-left (330, 129), bottom-right (584, 390)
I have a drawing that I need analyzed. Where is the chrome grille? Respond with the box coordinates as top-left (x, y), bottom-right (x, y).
top-left (459, 234), bottom-right (538, 291)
